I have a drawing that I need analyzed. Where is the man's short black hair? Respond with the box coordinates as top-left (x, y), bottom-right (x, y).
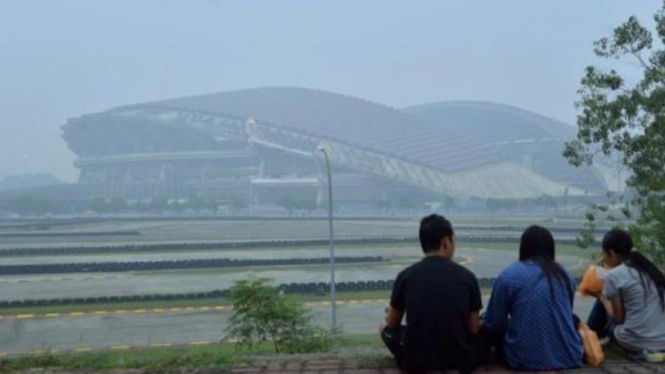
top-left (419, 214), bottom-right (454, 253)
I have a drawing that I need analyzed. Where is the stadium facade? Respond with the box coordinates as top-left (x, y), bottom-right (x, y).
top-left (62, 87), bottom-right (613, 205)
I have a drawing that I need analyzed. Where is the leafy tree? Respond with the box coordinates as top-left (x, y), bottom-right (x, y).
top-left (87, 197), bottom-right (108, 214)
top-left (228, 198), bottom-right (248, 214)
top-left (10, 194), bottom-right (34, 215)
top-left (185, 196), bottom-right (215, 216)
top-left (443, 196), bottom-right (457, 211)
top-left (10, 195), bottom-right (68, 215)
top-left (277, 195), bottom-right (298, 216)
top-left (168, 199), bottom-right (186, 214)
top-left (132, 200), bottom-right (150, 215)
top-left (149, 198), bottom-right (169, 215)
top-left (374, 197), bottom-right (393, 214)
top-left (486, 198), bottom-right (518, 213)
top-left (397, 197), bottom-right (418, 213)
top-left (108, 197), bottom-right (127, 213)
top-left (563, 4), bottom-right (665, 265)
top-left (226, 278), bottom-right (328, 354)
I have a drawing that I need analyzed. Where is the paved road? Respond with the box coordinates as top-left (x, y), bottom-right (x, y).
top-left (0, 295), bottom-right (598, 356)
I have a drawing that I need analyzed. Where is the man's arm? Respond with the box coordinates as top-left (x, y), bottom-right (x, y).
top-left (385, 306), bottom-right (404, 328)
top-left (469, 310), bottom-right (480, 335)
top-left (381, 272), bottom-right (406, 333)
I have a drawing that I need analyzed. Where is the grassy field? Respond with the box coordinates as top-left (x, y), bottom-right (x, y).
top-left (0, 334), bottom-right (386, 373)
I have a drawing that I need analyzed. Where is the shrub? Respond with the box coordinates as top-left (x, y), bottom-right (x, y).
top-left (226, 278), bottom-right (328, 354)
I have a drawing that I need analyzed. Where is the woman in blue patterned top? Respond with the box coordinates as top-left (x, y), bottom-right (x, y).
top-left (481, 225), bottom-right (583, 370)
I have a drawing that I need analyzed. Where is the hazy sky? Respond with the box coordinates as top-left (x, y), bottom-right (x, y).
top-left (0, 1), bottom-right (658, 182)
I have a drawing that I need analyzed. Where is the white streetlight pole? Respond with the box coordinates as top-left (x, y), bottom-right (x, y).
top-left (317, 145), bottom-right (336, 333)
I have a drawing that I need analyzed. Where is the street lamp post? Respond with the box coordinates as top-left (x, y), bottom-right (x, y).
top-left (318, 146), bottom-right (336, 334)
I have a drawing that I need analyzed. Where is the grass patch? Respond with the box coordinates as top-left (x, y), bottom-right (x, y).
top-left (0, 334), bottom-right (385, 373)
top-left (0, 344), bottom-right (239, 373)
top-left (337, 334), bottom-right (383, 348)
top-left (357, 355), bottom-right (395, 369)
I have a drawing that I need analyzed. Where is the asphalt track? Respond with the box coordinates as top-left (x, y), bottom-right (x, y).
top-left (0, 295), bottom-right (597, 356)
top-left (0, 219), bottom-right (593, 356)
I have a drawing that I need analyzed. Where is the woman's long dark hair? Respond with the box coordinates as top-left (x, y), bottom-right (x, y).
top-left (603, 229), bottom-right (665, 310)
top-left (519, 225), bottom-right (572, 302)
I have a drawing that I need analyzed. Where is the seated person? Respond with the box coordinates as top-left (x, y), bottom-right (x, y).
top-left (587, 229), bottom-right (665, 362)
top-left (380, 214), bottom-right (483, 374)
top-left (481, 225), bottom-right (583, 371)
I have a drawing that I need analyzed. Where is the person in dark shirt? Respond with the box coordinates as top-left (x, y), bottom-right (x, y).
top-left (380, 214), bottom-right (484, 374)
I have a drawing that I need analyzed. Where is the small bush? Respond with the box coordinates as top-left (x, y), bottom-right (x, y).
top-left (226, 278), bottom-right (329, 354)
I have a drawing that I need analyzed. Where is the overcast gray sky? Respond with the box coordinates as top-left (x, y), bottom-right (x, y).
top-left (0, 0), bottom-right (658, 182)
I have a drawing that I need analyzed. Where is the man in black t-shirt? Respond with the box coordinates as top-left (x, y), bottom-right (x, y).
top-left (380, 214), bottom-right (484, 374)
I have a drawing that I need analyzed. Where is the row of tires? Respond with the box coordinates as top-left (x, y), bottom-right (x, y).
top-left (0, 230), bottom-right (140, 238)
top-left (0, 238), bottom-right (414, 256)
top-left (0, 278), bottom-right (499, 309)
top-left (0, 256), bottom-right (383, 275)
top-left (0, 236), bottom-right (582, 257)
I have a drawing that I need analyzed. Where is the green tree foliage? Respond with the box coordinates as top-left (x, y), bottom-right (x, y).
top-left (277, 195), bottom-right (317, 216)
top-left (149, 198), bottom-right (169, 215)
top-left (397, 197), bottom-right (418, 212)
top-left (563, 5), bottom-right (665, 266)
top-left (10, 194), bottom-right (67, 215)
top-left (486, 198), bottom-right (518, 212)
top-left (87, 197), bottom-right (109, 214)
top-left (228, 198), bottom-right (248, 214)
top-left (108, 197), bottom-right (128, 213)
top-left (374, 197), bottom-right (393, 214)
top-left (226, 278), bottom-right (328, 354)
top-left (443, 196), bottom-right (457, 211)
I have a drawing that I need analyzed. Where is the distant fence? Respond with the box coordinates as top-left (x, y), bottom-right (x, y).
top-left (0, 256), bottom-right (383, 275)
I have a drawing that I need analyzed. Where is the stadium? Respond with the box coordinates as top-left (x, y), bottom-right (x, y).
top-left (62, 87), bottom-right (613, 206)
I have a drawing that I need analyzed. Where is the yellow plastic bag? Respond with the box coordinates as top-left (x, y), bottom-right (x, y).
top-left (578, 323), bottom-right (604, 367)
top-left (580, 265), bottom-right (606, 296)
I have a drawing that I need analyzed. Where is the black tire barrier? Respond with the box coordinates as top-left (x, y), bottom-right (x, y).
top-left (0, 231), bottom-right (141, 238)
top-left (0, 256), bottom-right (384, 275)
top-left (0, 235), bottom-right (589, 257)
top-left (0, 238), bottom-right (415, 257)
top-left (0, 277), bottom-right (519, 309)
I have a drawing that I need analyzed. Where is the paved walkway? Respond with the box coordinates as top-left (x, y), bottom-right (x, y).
top-left (228, 358), bottom-right (665, 374)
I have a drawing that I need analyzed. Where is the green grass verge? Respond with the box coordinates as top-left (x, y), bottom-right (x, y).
top-left (0, 335), bottom-right (385, 373)
top-left (0, 334), bottom-right (633, 373)
top-left (0, 344), bottom-right (238, 373)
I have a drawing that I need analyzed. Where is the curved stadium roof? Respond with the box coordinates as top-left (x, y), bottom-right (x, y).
top-left (120, 87), bottom-right (500, 174)
top-left (405, 101), bottom-right (577, 142)
top-left (404, 101), bottom-right (607, 193)
top-left (63, 87), bottom-right (609, 198)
